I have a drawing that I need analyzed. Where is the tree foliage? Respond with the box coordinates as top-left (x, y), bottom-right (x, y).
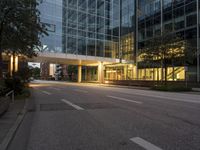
top-left (31, 67), bottom-right (40, 78)
top-left (139, 32), bottom-right (195, 83)
top-left (0, 0), bottom-right (48, 78)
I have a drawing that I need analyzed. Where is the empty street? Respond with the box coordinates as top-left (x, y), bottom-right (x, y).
top-left (7, 81), bottom-right (200, 150)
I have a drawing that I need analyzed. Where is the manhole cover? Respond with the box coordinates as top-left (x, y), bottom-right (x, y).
top-left (40, 103), bottom-right (75, 111)
top-left (76, 102), bottom-right (117, 110)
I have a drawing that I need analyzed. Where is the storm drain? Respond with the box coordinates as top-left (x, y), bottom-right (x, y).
top-left (40, 103), bottom-right (75, 111)
top-left (75, 102), bottom-right (117, 110)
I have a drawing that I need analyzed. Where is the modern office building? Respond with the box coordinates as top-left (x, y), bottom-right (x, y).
top-left (34, 0), bottom-right (200, 83)
top-left (137, 0), bottom-right (199, 83)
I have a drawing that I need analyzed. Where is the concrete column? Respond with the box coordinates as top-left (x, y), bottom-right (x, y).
top-left (10, 55), bottom-right (19, 76)
top-left (10, 55), bottom-right (13, 76)
top-left (98, 62), bottom-right (104, 84)
top-left (78, 65), bottom-right (82, 83)
top-left (40, 62), bottom-right (50, 80)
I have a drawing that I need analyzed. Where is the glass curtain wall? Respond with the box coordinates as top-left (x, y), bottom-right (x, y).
top-left (38, 0), bottom-right (63, 53)
top-left (137, 0), bottom-right (198, 81)
top-left (39, 0), bottom-right (120, 59)
top-left (104, 0), bottom-right (136, 81)
top-left (120, 0), bottom-right (135, 61)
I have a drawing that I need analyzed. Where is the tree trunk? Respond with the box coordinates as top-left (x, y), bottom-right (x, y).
top-left (171, 58), bottom-right (174, 81)
top-left (172, 65), bottom-right (175, 81)
top-left (12, 52), bottom-right (15, 77)
top-left (0, 49), bottom-right (3, 79)
top-left (161, 60), bottom-right (164, 84)
top-left (153, 68), bottom-right (155, 81)
top-left (164, 63), bottom-right (168, 85)
top-left (157, 68), bottom-right (159, 81)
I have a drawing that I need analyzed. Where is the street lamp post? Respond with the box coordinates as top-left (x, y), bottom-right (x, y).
top-left (197, 0), bottom-right (200, 83)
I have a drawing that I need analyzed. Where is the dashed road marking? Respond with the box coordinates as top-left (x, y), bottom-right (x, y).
top-left (130, 137), bottom-right (163, 150)
top-left (73, 89), bottom-right (88, 93)
top-left (61, 99), bottom-right (84, 110)
top-left (107, 95), bottom-right (142, 104)
top-left (41, 91), bottom-right (52, 95)
top-left (48, 87), bottom-right (61, 91)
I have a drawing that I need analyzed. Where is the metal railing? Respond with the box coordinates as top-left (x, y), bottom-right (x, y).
top-left (6, 90), bottom-right (14, 103)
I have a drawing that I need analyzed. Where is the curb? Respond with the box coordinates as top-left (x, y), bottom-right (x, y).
top-left (0, 100), bottom-right (27, 150)
top-left (101, 84), bottom-right (150, 90)
top-left (192, 88), bottom-right (200, 92)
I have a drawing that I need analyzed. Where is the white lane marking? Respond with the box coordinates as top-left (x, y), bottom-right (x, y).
top-left (61, 99), bottom-right (84, 110)
top-left (73, 89), bottom-right (88, 93)
top-left (130, 137), bottom-right (163, 150)
top-left (107, 95), bottom-right (142, 104)
top-left (49, 87), bottom-right (60, 91)
top-left (41, 90), bottom-right (52, 95)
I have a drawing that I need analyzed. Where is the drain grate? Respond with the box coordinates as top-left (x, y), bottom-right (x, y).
top-left (40, 103), bottom-right (75, 111)
top-left (75, 102), bottom-right (117, 110)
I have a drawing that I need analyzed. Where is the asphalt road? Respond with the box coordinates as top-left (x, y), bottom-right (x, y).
top-left (7, 80), bottom-right (200, 150)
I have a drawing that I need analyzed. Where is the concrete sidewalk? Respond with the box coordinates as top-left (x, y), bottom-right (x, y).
top-left (0, 99), bottom-right (26, 149)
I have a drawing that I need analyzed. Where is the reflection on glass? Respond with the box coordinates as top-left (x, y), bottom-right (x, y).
top-left (39, 0), bottom-right (120, 58)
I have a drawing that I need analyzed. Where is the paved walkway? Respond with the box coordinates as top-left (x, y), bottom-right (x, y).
top-left (0, 99), bottom-right (25, 145)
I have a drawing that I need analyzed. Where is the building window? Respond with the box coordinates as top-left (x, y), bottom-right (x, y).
top-left (175, 21), bottom-right (185, 30)
top-left (185, 2), bottom-right (196, 14)
top-left (186, 14), bottom-right (197, 27)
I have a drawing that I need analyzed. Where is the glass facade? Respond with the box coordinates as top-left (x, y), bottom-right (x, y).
top-left (38, 0), bottom-right (200, 82)
top-left (39, 0), bottom-right (120, 58)
top-left (120, 0), bottom-right (135, 61)
top-left (137, 0), bottom-right (199, 82)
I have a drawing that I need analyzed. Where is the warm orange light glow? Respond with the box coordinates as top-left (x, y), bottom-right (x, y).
top-left (105, 81), bottom-right (110, 84)
top-left (15, 56), bottom-right (18, 72)
top-left (29, 83), bottom-right (50, 87)
top-left (10, 55), bottom-right (13, 76)
top-left (10, 55), bottom-right (19, 76)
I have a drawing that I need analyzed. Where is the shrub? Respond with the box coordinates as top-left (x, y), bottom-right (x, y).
top-left (0, 80), bottom-right (10, 97)
top-left (0, 86), bottom-right (10, 97)
top-left (15, 87), bottom-right (31, 99)
top-left (151, 85), bottom-right (192, 92)
top-left (4, 77), bottom-right (24, 95)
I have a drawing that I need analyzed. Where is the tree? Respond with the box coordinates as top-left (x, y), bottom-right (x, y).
top-left (67, 65), bottom-right (78, 81)
top-left (16, 66), bottom-right (32, 83)
top-left (0, 0), bottom-right (48, 78)
top-left (31, 67), bottom-right (40, 79)
top-left (139, 32), bottom-right (192, 84)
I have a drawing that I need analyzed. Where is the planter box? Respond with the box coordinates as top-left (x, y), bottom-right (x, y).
top-left (0, 96), bottom-right (10, 116)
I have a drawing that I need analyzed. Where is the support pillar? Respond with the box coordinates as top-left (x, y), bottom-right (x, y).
top-left (10, 55), bottom-right (18, 77)
top-left (41, 62), bottom-right (50, 80)
top-left (98, 62), bottom-right (104, 84)
top-left (78, 65), bottom-right (82, 83)
top-left (10, 55), bottom-right (13, 76)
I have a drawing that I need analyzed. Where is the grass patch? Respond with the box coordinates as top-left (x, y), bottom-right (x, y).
top-left (151, 85), bottom-right (192, 92)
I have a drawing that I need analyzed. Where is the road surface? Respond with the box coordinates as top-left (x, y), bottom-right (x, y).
top-left (7, 80), bottom-right (200, 150)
